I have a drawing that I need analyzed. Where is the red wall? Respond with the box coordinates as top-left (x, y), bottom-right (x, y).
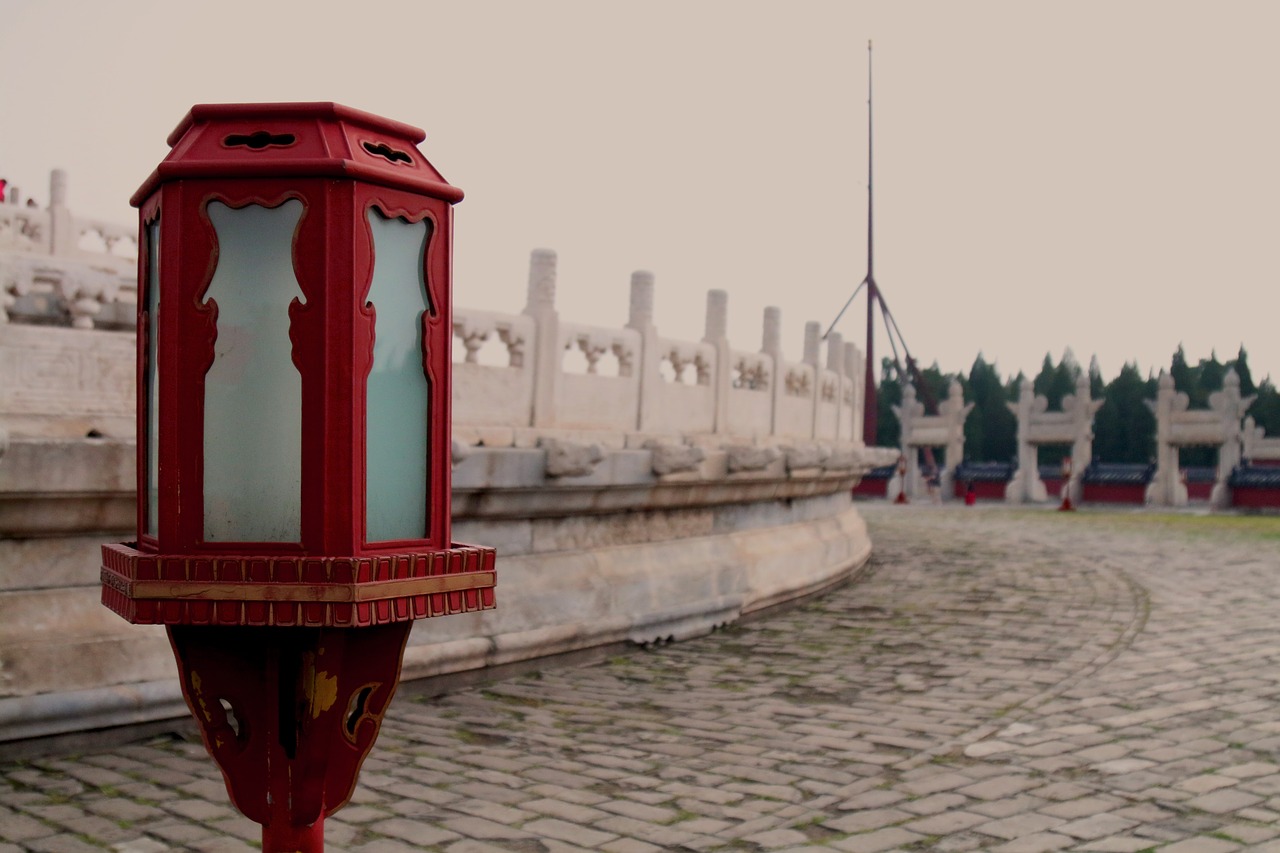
top-left (1082, 483), bottom-right (1146, 504)
top-left (853, 478), bottom-right (890, 498)
top-left (1232, 488), bottom-right (1280, 509)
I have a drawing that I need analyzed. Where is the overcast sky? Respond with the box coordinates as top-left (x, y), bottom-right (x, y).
top-left (3, 1), bottom-right (1277, 382)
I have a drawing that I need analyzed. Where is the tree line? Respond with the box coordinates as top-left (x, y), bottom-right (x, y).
top-left (875, 346), bottom-right (1280, 468)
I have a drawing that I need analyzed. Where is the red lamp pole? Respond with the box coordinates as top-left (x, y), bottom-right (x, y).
top-left (101, 103), bottom-right (496, 851)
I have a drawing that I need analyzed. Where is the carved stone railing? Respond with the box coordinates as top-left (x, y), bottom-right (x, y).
top-left (0, 171), bottom-right (137, 332)
top-left (0, 205), bottom-right (893, 742)
top-left (451, 250), bottom-right (867, 454)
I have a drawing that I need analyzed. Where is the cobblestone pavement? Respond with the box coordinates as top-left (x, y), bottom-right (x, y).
top-left (4, 505), bottom-right (1280, 852)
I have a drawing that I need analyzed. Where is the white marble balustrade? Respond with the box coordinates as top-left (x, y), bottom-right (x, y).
top-left (452, 251), bottom-right (865, 451)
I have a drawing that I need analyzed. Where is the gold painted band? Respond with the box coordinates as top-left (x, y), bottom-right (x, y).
top-left (105, 571), bottom-right (495, 603)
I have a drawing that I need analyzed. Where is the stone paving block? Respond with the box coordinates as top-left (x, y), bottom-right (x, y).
top-left (1053, 813), bottom-right (1140, 840)
top-left (1073, 838), bottom-right (1158, 852)
top-left (1217, 821), bottom-right (1280, 844)
top-left (1157, 838), bottom-right (1241, 853)
top-left (829, 825), bottom-right (925, 852)
top-left (899, 770), bottom-right (974, 796)
top-left (743, 827), bottom-right (810, 848)
top-left (989, 831), bottom-right (1074, 852)
top-left (832, 787), bottom-right (906, 810)
top-left (955, 774), bottom-right (1040, 801)
top-left (600, 838), bottom-right (665, 853)
top-left (522, 817), bottom-right (619, 848)
top-left (598, 798), bottom-right (678, 822)
top-left (521, 797), bottom-right (612, 824)
top-left (969, 794), bottom-right (1048, 819)
top-left (900, 791), bottom-right (969, 815)
top-left (903, 808), bottom-right (989, 835)
top-left (188, 839), bottom-right (259, 853)
top-left (441, 842), bottom-right (517, 853)
top-left (1222, 761), bottom-right (1280, 778)
top-left (0, 807), bottom-right (54, 842)
top-left (108, 839), bottom-right (169, 852)
top-left (1185, 788), bottom-right (1265, 813)
top-left (24, 836), bottom-right (109, 853)
top-left (349, 840), bottom-right (428, 852)
top-left (366, 816), bottom-right (461, 846)
top-left (821, 807), bottom-right (911, 833)
top-left (975, 812), bottom-right (1067, 841)
top-left (437, 815), bottom-right (534, 840)
top-left (1178, 773), bottom-right (1240, 793)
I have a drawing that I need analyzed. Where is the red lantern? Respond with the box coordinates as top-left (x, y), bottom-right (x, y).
top-left (100, 103), bottom-right (496, 851)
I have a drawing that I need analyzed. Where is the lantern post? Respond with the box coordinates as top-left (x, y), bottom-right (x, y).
top-left (100, 103), bottom-right (496, 851)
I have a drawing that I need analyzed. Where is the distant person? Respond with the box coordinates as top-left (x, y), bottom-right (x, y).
top-left (964, 481), bottom-right (977, 506)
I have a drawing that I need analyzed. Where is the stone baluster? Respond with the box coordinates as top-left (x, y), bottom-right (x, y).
top-left (802, 322), bottom-right (822, 439)
top-left (703, 289), bottom-right (730, 435)
top-left (761, 306), bottom-right (783, 437)
top-left (802, 322), bottom-right (820, 367)
top-left (845, 342), bottom-right (864, 444)
top-left (49, 169), bottom-right (73, 256)
top-left (523, 249), bottom-right (560, 428)
top-left (824, 332), bottom-right (844, 440)
top-left (628, 270), bottom-right (661, 433)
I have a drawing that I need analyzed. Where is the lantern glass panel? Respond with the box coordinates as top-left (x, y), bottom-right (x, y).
top-left (365, 209), bottom-right (432, 542)
top-left (144, 218), bottom-right (160, 539)
top-left (202, 200), bottom-right (304, 543)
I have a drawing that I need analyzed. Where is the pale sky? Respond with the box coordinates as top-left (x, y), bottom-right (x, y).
top-left (3, 1), bottom-right (1277, 383)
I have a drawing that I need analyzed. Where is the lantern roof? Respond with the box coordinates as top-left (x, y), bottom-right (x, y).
top-left (132, 102), bottom-right (463, 206)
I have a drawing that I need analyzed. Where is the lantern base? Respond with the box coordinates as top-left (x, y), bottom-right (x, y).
top-left (101, 543), bottom-right (495, 627)
top-left (168, 622), bottom-right (412, 846)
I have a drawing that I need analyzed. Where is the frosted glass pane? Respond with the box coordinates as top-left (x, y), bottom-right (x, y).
top-left (203, 201), bottom-right (304, 542)
top-left (365, 210), bottom-right (432, 542)
top-left (144, 220), bottom-right (160, 539)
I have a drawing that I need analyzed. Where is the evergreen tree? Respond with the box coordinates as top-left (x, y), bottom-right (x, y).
top-left (1251, 378), bottom-right (1280, 436)
top-left (1229, 346), bottom-right (1256, 396)
top-left (1032, 352), bottom-right (1079, 410)
top-left (1089, 356), bottom-right (1105, 400)
top-left (1094, 362), bottom-right (1156, 464)
top-left (964, 354), bottom-right (1016, 462)
top-left (876, 358), bottom-right (902, 448)
top-left (1198, 351), bottom-right (1226, 401)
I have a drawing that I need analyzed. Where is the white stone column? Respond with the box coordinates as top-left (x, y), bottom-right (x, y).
top-left (704, 289), bottom-right (731, 436)
top-left (1146, 372), bottom-right (1185, 506)
top-left (802, 322), bottom-right (822, 440)
top-left (523, 248), bottom-right (560, 429)
top-left (845, 342), bottom-right (863, 444)
top-left (49, 170), bottom-right (73, 256)
top-left (761, 306), bottom-right (783, 437)
top-left (628, 270), bottom-right (662, 434)
top-left (1210, 369), bottom-right (1253, 509)
top-left (940, 379), bottom-right (972, 501)
top-left (1068, 373), bottom-right (1101, 506)
top-left (825, 332), bottom-right (844, 441)
top-left (895, 384), bottom-right (920, 499)
top-left (1006, 379), bottom-right (1045, 503)
top-left (802, 322), bottom-right (821, 367)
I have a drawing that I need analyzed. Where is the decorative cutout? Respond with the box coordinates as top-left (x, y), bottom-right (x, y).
top-left (344, 684), bottom-right (377, 742)
top-left (224, 131), bottom-right (296, 150)
top-left (218, 697), bottom-right (243, 740)
top-left (362, 141), bottom-right (412, 165)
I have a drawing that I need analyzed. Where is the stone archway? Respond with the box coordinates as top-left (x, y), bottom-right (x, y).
top-left (1005, 374), bottom-right (1102, 504)
top-left (1147, 369), bottom-right (1253, 508)
top-left (892, 380), bottom-right (972, 501)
